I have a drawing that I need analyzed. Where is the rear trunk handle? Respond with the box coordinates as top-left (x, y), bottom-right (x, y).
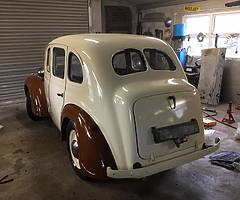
top-left (57, 93), bottom-right (63, 97)
top-left (168, 96), bottom-right (176, 109)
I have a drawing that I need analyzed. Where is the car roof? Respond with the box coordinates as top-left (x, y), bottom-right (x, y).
top-left (49, 34), bottom-right (169, 52)
top-left (49, 34), bottom-right (176, 75)
top-left (49, 34), bottom-right (183, 83)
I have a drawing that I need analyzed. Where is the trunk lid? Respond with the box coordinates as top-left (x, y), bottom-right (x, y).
top-left (133, 91), bottom-right (203, 160)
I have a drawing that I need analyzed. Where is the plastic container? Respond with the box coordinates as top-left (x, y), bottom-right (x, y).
top-left (173, 23), bottom-right (186, 37)
top-left (177, 48), bottom-right (187, 68)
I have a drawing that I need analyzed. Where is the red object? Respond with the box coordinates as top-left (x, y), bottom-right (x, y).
top-left (203, 118), bottom-right (217, 127)
top-left (222, 102), bottom-right (235, 124)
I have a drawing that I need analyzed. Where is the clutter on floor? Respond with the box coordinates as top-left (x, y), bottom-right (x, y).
top-left (202, 107), bottom-right (237, 130)
top-left (222, 102), bottom-right (235, 124)
top-left (235, 123), bottom-right (240, 140)
top-left (209, 151), bottom-right (240, 172)
top-left (203, 118), bottom-right (217, 127)
top-left (0, 175), bottom-right (14, 185)
top-left (203, 103), bottom-right (240, 140)
top-left (204, 129), bottom-right (217, 144)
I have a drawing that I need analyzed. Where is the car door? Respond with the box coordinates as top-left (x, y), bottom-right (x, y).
top-left (44, 45), bottom-right (52, 109)
top-left (48, 45), bottom-right (67, 129)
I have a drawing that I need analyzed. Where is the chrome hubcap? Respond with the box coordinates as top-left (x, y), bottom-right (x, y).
top-left (69, 130), bottom-right (80, 169)
top-left (71, 140), bottom-right (79, 159)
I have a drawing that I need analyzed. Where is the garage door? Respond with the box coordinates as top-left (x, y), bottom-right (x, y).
top-left (0, 0), bottom-right (88, 107)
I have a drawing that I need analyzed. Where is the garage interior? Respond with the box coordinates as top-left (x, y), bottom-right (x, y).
top-left (0, 0), bottom-right (240, 199)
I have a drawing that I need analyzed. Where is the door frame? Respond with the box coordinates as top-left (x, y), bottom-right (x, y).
top-left (48, 44), bottom-right (68, 129)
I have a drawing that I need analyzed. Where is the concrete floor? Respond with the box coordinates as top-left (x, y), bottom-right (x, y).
top-left (0, 103), bottom-right (240, 200)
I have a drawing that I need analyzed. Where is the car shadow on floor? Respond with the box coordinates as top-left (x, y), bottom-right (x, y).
top-left (15, 108), bottom-right (55, 130)
top-left (84, 168), bottom-right (206, 200)
top-left (7, 107), bottom-right (210, 200)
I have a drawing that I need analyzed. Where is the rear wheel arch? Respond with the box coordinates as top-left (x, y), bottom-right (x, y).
top-left (61, 104), bottom-right (117, 180)
top-left (24, 84), bottom-right (41, 121)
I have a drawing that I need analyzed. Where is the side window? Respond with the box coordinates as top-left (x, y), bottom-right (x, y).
top-left (46, 48), bottom-right (51, 72)
top-left (68, 53), bottom-right (83, 84)
top-left (144, 49), bottom-right (176, 71)
top-left (112, 49), bottom-right (146, 75)
top-left (53, 47), bottom-right (65, 79)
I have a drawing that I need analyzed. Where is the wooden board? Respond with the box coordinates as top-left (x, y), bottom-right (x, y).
top-left (198, 48), bottom-right (226, 105)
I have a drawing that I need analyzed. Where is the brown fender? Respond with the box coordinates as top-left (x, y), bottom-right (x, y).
top-left (61, 104), bottom-right (117, 180)
top-left (24, 74), bottom-right (48, 117)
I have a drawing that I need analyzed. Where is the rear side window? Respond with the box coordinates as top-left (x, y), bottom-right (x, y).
top-left (144, 49), bottom-right (176, 71)
top-left (113, 49), bottom-right (146, 75)
top-left (68, 53), bottom-right (83, 84)
top-left (53, 48), bottom-right (65, 79)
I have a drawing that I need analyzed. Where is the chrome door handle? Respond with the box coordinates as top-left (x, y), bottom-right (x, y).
top-left (57, 93), bottom-right (63, 97)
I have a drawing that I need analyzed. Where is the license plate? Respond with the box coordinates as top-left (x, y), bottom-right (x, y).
top-left (151, 119), bottom-right (199, 144)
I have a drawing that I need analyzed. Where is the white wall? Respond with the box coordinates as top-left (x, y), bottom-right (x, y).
top-left (141, 0), bottom-right (240, 103)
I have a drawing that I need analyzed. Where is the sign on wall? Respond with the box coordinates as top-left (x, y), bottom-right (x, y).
top-left (184, 5), bottom-right (201, 12)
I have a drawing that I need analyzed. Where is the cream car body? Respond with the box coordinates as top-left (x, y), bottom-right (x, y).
top-left (25, 34), bottom-right (219, 180)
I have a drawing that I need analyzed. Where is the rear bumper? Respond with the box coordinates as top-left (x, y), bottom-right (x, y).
top-left (107, 139), bottom-right (220, 179)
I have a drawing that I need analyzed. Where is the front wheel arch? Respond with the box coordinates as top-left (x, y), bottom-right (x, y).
top-left (24, 85), bottom-right (28, 96)
top-left (25, 85), bottom-right (41, 121)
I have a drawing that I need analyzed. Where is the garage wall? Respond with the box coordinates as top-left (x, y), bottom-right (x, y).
top-left (89, 0), bottom-right (102, 33)
top-left (101, 0), bottom-right (137, 33)
top-left (90, 0), bottom-right (138, 34)
top-left (141, 0), bottom-right (240, 103)
top-left (0, 0), bottom-right (89, 107)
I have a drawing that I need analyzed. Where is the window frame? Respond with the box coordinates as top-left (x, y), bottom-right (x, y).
top-left (183, 10), bottom-right (240, 59)
top-left (68, 52), bottom-right (84, 84)
top-left (112, 48), bottom-right (147, 76)
top-left (52, 47), bottom-right (65, 79)
top-left (143, 48), bottom-right (176, 71)
top-left (46, 47), bottom-right (51, 73)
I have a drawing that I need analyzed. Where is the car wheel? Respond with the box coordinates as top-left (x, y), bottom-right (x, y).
top-left (66, 122), bottom-right (89, 180)
top-left (25, 90), bottom-right (41, 121)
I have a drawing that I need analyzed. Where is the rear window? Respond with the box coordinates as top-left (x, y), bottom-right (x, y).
top-left (112, 49), bottom-right (147, 75)
top-left (143, 49), bottom-right (176, 71)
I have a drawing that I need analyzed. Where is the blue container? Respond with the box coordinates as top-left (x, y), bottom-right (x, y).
top-left (173, 23), bottom-right (186, 37)
top-left (177, 48), bottom-right (187, 69)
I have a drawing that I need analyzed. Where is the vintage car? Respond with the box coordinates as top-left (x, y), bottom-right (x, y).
top-left (24, 34), bottom-right (220, 180)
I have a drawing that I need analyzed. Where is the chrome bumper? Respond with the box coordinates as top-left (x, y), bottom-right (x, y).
top-left (107, 140), bottom-right (220, 179)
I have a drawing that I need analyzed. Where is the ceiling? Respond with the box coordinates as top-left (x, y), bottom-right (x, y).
top-left (125, 0), bottom-right (206, 10)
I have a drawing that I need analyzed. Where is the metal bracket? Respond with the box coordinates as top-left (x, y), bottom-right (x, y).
top-left (173, 137), bottom-right (188, 148)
